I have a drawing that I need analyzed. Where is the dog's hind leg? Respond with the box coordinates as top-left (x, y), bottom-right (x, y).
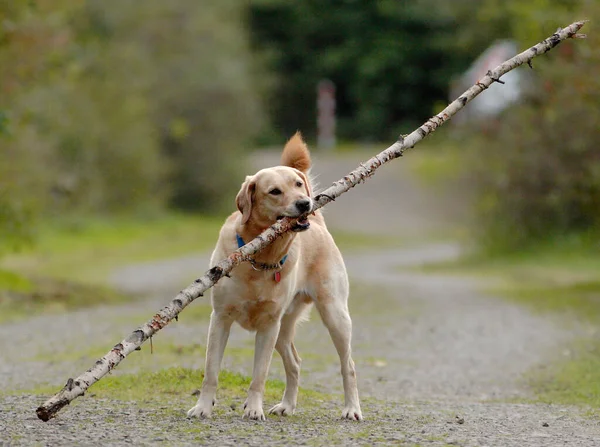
top-left (269, 297), bottom-right (312, 416)
top-left (187, 311), bottom-right (232, 419)
top-left (315, 296), bottom-right (362, 421)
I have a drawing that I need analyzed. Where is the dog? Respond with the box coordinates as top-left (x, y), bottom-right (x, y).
top-left (187, 133), bottom-right (362, 421)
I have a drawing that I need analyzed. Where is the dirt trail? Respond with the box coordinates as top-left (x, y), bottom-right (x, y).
top-left (1, 150), bottom-right (599, 446)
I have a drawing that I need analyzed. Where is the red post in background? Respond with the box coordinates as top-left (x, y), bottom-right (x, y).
top-left (317, 79), bottom-right (336, 150)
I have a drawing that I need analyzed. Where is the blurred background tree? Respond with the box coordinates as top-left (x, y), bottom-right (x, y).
top-left (80, 0), bottom-right (266, 211)
top-left (447, 0), bottom-right (599, 250)
top-left (0, 0), bottom-right (264, 255)
top-left (250, 0), bottom-right (472, 141)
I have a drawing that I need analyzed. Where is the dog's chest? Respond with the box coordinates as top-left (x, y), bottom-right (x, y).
top-left (217, 273), bottom-right (295, 331)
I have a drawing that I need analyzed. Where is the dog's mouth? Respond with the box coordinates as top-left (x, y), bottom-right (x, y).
top-left (277, 215), bottom-right (311, 232)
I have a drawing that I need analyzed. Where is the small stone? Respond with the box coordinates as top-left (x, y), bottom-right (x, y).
top-left (191, 389), bottom-right (200, 397)
top-left (230, 403), bottom-right (236, 411)
top-left (542, 422), bottom-right (549, 427)
top-left (456, 415), bottom-right (465, 424)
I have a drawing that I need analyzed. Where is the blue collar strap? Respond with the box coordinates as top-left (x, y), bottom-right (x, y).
top-left (236, 233), bottom-right (245, 249)
top-left (236, 234), bottom-right (288, 267)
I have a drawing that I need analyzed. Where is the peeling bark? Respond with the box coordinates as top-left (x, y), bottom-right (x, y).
top-left (36, 20), bottom-right (587, 421)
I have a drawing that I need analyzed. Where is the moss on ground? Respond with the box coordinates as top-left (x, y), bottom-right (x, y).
top-left (524, 337), bottom-right (600, 411)
top-left (92, 367), bottom-right (278, 403)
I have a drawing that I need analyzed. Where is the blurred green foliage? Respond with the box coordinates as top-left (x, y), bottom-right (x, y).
top-left (250, 0), bottom-right (474, 141)
top-left (0, 1), bottom-right (263, 253)
top-left (458, 0), bottom-right (600, 250)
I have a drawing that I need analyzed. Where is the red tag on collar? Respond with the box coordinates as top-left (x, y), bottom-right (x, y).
top-left (274, 271), bottom-right (281, 282)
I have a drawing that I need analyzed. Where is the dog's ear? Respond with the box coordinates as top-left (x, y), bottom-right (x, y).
top-left (296, 171), bottom-right (313, 198)
top-left (236, 176), bottom-right (255, 225)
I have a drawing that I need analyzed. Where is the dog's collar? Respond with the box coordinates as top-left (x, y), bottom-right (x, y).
top-left (236, 234), bottom-right (288, 272)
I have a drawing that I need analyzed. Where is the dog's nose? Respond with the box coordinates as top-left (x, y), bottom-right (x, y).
top-left (295, 199), bottom-right (311, 213)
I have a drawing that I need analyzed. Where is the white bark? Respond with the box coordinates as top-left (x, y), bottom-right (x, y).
top-left (36, 20), bottom-right (587, 421)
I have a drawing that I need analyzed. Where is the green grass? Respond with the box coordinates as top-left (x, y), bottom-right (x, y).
top-left (527, 339), bottom-right (600, 410)
top-left (406, 139), bottom-right (466, 188)
top-left (28, 366), bottom-right (336, 419)
top-left (0, 275), bottom-right (129, 323)
top-left (0, 269), bottom-right (33, 292)
top-left (0, 213), bottom-right (223, 285)
top-left (415, 231), bottom-right (600, 287)
top-left (500, 281), bottom-right (600, 322)
top-left (0, 213), bottom-right (222, 322)
top-left (90, 367), bottom-right (288, 405)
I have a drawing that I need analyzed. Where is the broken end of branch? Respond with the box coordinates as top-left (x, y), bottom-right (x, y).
top-left (36, 389), bottom-right (78, 422)
top-left (36, 402), bottom-right (62, 422)
top-left (570, 20), bottom-right (589, 37)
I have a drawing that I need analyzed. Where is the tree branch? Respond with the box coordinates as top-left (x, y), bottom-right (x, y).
top-left (36, 20), bottom-right (587, 422)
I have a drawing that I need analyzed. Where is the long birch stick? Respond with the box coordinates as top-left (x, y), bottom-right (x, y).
top-left (36, 20), bottom-right (587, 422)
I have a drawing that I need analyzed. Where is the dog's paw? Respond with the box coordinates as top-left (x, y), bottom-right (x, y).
top-left (341, 406), bottom-right (363, 421)
top-left (187, 399), bottom-right (215, 419)
top-left (268, 402), bottom-right (295, 417)
top-left (242, 401), bottom-right (266, 421)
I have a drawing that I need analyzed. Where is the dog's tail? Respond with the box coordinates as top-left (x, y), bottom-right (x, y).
top-left (281, 131), bottom-right (311, 174)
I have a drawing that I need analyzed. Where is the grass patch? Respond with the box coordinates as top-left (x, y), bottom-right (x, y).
top-left (0, 213), bottom-right (223, 285)
top-left (92, 367), bottom-right (274, 403)
top-left (500, 281), bottom-right (600, 322)
top-left (527, 339), bottom-right (600, 410)
top-left (415, 231), bottom-right (600, 287)
top-left (0, 213), bottom-right (222, 321)
top-left (0, 217), bottom-right (206, 323)
top-left (0, 269), bottom-right (33, 292)
top-left (79, 366), bottom-right (334, 414)
top-left (178, 301), bottom-right (214, 322)
top-left (0, 277), bottom-right (129, 324)
top-left (406, 139), bottom-right (466, 188)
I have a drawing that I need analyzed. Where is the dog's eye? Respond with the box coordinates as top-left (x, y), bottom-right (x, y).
top-left (296, 181), bottom-right (303, 187)
top-left (269, 188), bottom-right (282, 196)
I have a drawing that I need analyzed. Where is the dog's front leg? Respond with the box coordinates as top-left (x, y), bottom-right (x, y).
top-left (243, 321), bottom-right (281, 421)
top-left (187, 311), bottom-right (232, 419)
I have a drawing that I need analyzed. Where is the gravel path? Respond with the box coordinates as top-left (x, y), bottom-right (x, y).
top-left (1, 150), bottom-right (599, 446)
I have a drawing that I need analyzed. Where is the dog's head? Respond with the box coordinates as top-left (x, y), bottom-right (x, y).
top-left (236, 166), bottom-right (313, 232)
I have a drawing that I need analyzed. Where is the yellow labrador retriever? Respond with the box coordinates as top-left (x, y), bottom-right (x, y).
top-left (187, 133), bottom-right (362, 421)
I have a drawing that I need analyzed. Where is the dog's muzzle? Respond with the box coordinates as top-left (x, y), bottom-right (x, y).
top-left (291, 216), bottom-right (310, 232)
top-left (277, 215), bottom-right (311, 232)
